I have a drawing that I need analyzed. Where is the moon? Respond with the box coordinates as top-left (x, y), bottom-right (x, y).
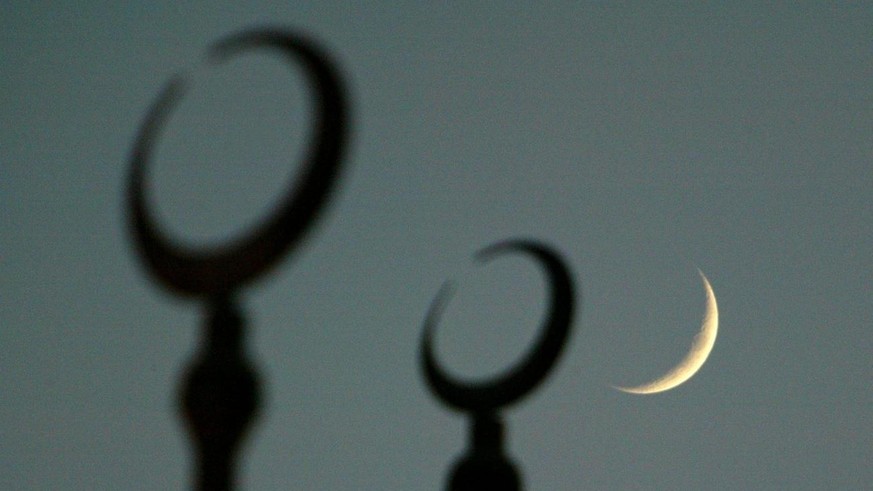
top-left (614, 269), bottom-right (718, 395)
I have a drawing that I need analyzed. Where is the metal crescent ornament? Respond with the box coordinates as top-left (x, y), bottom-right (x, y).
top-left (421, 240), bottom-right (577, 412)
top-left (128, 29), bottom-right (347, 297)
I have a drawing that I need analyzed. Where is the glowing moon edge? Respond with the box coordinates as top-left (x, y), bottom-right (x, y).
top-left (614, 269), bottom-right (718, 395)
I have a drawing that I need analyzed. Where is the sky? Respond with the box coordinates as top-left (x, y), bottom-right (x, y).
top-left (2, 3), bottom-right (871, 490)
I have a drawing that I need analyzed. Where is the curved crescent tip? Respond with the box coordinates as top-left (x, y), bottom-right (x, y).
top-left (610, 384), bottom-right (654, 395)
top-left (127, 28), bottom-right (347, 297)
top-left (611, 383), bottom-right (683, 395)
top-left (420, 239), bottom-right (576, 412)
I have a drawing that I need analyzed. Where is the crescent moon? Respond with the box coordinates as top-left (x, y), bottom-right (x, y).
top-left (421, 239), bottom-right (576, 412)
top-left (128, 29), bottom-right (347, 297)
top-left (614, 269), bottom-right (719, 394)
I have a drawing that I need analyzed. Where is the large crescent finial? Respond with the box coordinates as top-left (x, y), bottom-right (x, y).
top-left (128, 28), bottom-right (347, 297)
top-left (421, 239), bottom-right (577, 412)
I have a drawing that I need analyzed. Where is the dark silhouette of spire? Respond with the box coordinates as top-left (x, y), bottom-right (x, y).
top-left (448, 413), bottom-right (520, 491)
top-left (181, 299), bottom-right (259, 491)
top-left (127, 27), bottom-right (348, 490)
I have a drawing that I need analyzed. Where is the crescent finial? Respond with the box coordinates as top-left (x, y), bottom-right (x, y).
top-left (420, 239), bottom-right (577, 412)
top-left (128, 29), bottom-right (348, 297)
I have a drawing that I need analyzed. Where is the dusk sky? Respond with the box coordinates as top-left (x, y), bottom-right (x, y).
top-left (2, 3), bottom-right (871, 489)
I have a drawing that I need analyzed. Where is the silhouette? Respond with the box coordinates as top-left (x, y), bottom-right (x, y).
top-left (446, 413), bottom-right (521, 491)
top-left (129, 26), bottom-right (576, 491)
top-left (129, 29), bottom-right (347, 297)
top-left (127, 28), bottom-right (347, 491)
top-left (420, 240), bottom-right (577, 490)
top-left (181, 298), bottom-right (259, 491)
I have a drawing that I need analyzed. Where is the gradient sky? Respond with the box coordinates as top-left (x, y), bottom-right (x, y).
top-left (2, 3), bottom-right (871, 490)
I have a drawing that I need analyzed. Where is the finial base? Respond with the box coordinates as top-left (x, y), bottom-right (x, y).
top-left (447, 413), bottom-right (521, 491)
top-left (180, 299), bottom-right (260, 491)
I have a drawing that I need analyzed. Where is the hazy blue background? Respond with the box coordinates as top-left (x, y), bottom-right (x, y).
top-left (2, 3), bottom-right (870, 490)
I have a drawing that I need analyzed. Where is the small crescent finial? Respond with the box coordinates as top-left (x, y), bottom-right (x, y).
top-left (420, 239), bottom-right (577, 412)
